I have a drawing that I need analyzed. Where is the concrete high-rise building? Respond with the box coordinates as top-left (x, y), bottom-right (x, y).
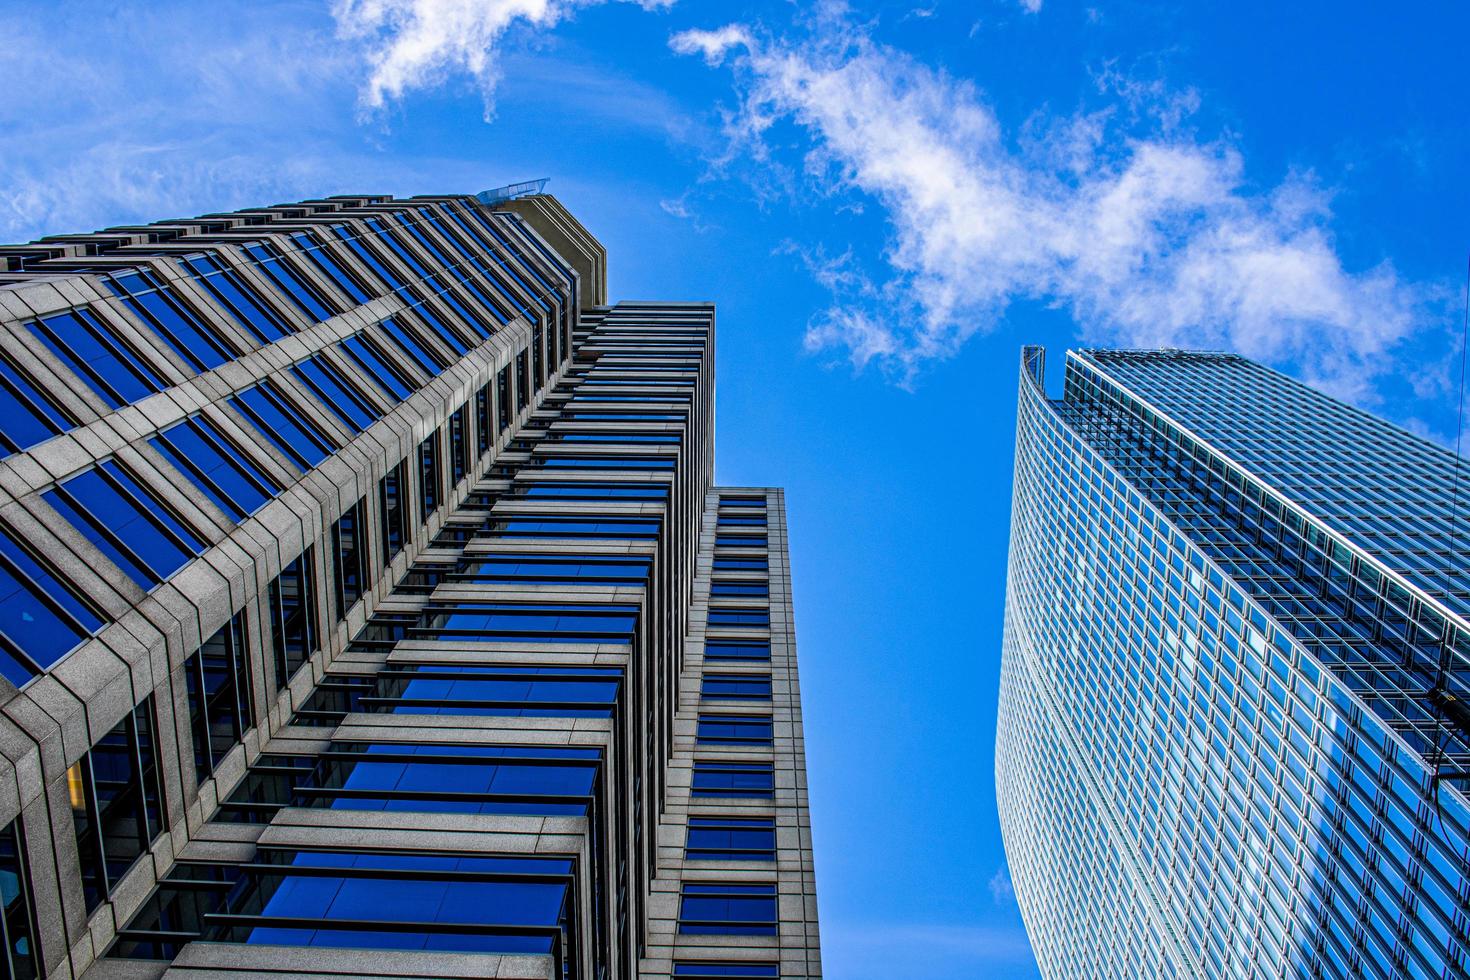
top-left (0, 190), bottom-right (820, 979)
top-left (997, 347), bottom-right (1470, 978)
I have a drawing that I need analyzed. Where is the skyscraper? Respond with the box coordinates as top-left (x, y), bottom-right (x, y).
top-left (997, 347), bottom-right (1470, 978)
top-left (0, 190), bottom-right (820, 979)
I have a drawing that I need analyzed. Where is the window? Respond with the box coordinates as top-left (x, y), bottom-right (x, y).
top-left (184, 611), bottom-right (254, 782)
top-left (0, 524), bottom-right (104, 685)
top-left (460, 555), bottom-right (650, 584)
top-left (475, 383), bottom-right (492, 454)
top-left (701, 674), bottom-right (772, 701)
top-left (28, 308), bottom-right (167, 408)
top-left (419, 432), bottom-right (441, 523)
top-left (230, 382), bottom-right (337, 471)
top-left (719, 497), bottom-right (767, 509)
top-left (673, 965), bottom-right (778, 979)
top-left (711, 581), bottom-right (768, 597)
top-left (340, 334), bottom-right (413, 401)
top-left (378, 458), bottom-right (409, 565)
top-left (713, 558), bottom-right (767, 572)
top-left (289, 231), bottom-right (373, 306)
top-left (331, 499), bottom-right (366, 619)
top-left (515, 350), bottom-right (529, 410)
top-left (0, 354), bottom-right (72, 457)
top-left (302, 665), bottom-right (620, 720)
top-left (708, 609), bottom-right (770, 628)
top-left (268, 549), bottom-right (318, 690)
top-left (704, 642), bottom-right (771, 662)
top-left (678, 882), bottom-right (777, 935)
top-left (420, 603), bottom-right (637, 644)
top-left (686, 816), bottom-right (776, 861)
top-left (243, 242), bottom-right (337, 322)
top-left (46, 460), bottom-right (205, 589)
top-left (291, 354), bottom-right (380, 433)
top-left (497, 365), bottom-right (512, 431)
top-left (379, 317), bottom-right (446, 378)
top-left (692, 761), bottom-right (774, 798)
top-left (716, 536), bottom-right (767, 549)
top-left (0, 816), bottom-right (39, 979)
top-left (151, 416), bottom-right (279, 521)
top-left (113, 849), bottom-right (572, 958)
top-left (178, 253), bottom-right (292, 343)
top-left (70, 698), bottom-right (165, 913)
top-left (697, 714), bottom-right (774, 745)
top-left (105, 270), bottom-right (233, 372)
top-left (449, 405), bottom-right (468, 485)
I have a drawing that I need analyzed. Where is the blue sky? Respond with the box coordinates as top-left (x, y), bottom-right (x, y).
top-left (5, 1), bottom-right (1467, 974)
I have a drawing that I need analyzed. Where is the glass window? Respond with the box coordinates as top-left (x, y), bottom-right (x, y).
top-left (379, 317), bottom-right (445, 378)
top-left (0, 816), bottom-right (39, 979)
top-left (475, 383), bottom-right (492, 455)
top-left (497, 365), bottom-right (512, 431)
top-left (691, 761), bottom-right (774, 798)
top-left (515, 350), bottom-right (529, 410)
top-left (678, 882), bottom-right (777, 935)
top-left (268, 549), bottom-right (318, 691)
top-left (291, 355), bottom-right (380, 433)
top-left (703, 642), bottom-right (771, 662)
top-left (711, 581), bottom-right (769, 597)
top-left (69, 698), bottom-right (164, 912)
top-left (686, 816), bottom-right (776, 861)
top-left (28, 308), bottom-right (167, 409)
top-left (449, 406), bottom-right (467, 485)
top-left (697, 714), bottom-right (774, 745)
top-left (242, 243), bottom-right (336, 322)
top-left (46, 460), bottom-right (205, 589)
top-left (184, 610), bottom-right (253, 782)
top-left (151, 416), bottom-right (279, 521)
top-left (673, 965), bottom-right (778, 979)
top-left (230, 382), bottom-right (337, 472)
top-left (0, 524), bottom-right (104, 684)
top-left (716, 536), bottom-right (767, 549)
top-left (419, 432), bottom-right (441, 524)
top-left (340, 335), bottom-right (413, 401)
top-left (289, 231), bottom-right (373, 306)
top-left (178, 253), bottom-right (292, 343)
top-left (713, 558), bottom-right (768, 572)
top-left (0, 354), bottom-right (72, 456)
top-left (332, 500), bottom-right (366, 621)
top-left (701, 674), bottom-right (772, 701)
top-left (105, 270), bottom-right (233, 372)
top-left (708, 609), bottom-right (770, 628)
top-left (378, 458), bottom-right (409, 565)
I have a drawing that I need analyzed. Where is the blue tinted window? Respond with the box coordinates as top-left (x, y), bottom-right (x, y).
top-left (704, 642), bottom-right (771, 662)
top-left (713, 558), bottom-right (768, 571)
top-left (396, 212), bottom-right (505, 331)
top-left (708, 609), bottom-right (770, 627)
top-left (673, 965), bottom-right (779, 978)
top-left (697, 714), bottom-right (773, 744)
top-left (243, 243), bottom-right (336, 322)
top-left (0, 524), bottom-right (103, 683)
top-left (231, 383), bottom-right (336, 471)
top-left (71, 699), bottom-right (164, 912)
top-left (340, 335), bottom-right (413, 400)
top-left (691, 761), bottom-right (774, 798)
top-left (29, 308), bottom-right (166, 408)
top-left (0, 354), bottom-right (72, 455)
top-left (701, 674), bottom-right (772, 700)
top-left (291, 355), bottom-right (380, 433)
top-left (178, 254), bottom-right (291, 343)
top-left (711, 581), bottom-right (768, 596)
top-left (47, 460), bottom-right (205, 588)
top-left (678, 882), bottom-right (777, 935)
top-left (686, 817), bottom-right (776, 861)
top-left (380, 318), bottom-right (446, 377)
top-left (290, 232), bottom-right (373, 305)
top-left (185, 611), bottom-right (253, 781)
top-left (106, 270), bottom-right (232, 371)
top-left (363, 220), bottom-right (476, 351)
top-left (152, 416), bottom-right (279, 521)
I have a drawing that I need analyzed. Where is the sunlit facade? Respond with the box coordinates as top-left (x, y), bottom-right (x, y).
top-left (0, 193), bottom-right (820, 979)
top-left (997, 347), bottom-right (1470, 978)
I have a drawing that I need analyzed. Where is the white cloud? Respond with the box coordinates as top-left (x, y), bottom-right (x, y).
top-left (333, 0), bottom-right (673, 118)
top-left (671, 20), bottom-right (1429, 399)
top-left (1019, 0), bottom-right (1043, 12)
top-left (989, 865), bottom-right (1016, 904)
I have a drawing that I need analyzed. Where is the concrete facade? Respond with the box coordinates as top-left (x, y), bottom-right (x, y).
top-left (0, 194), bottom-right (821, 979)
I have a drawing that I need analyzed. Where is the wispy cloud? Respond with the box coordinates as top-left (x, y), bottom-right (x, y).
top-left (332, 0), bottom-right (674, 119)
top-left (822, 921), bottom-right (1038, 979)
top-left (671, 18), bottom-right (1437, 401)
top-left (989, 865), bottom-right (1016, 904)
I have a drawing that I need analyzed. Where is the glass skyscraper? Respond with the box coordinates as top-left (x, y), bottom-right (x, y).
top-left (997, 347), bottom-right (1470, 978)
top-left (0, 191), bottom-right (820, 978)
